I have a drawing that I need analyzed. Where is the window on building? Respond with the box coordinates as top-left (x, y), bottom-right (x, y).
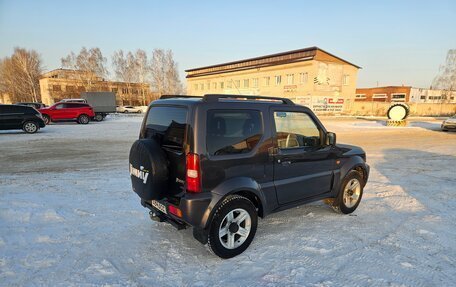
top-left (244, 79), bottom-right (249, 88)
top-left (391, 93), bottom-right (406, 102)
top-left (252, 78), bottom-right (258, 88)
top-left (200, 83), bottom-right (204, 90)
top-left (52, 85), bottom-right (61, 92)
top-left (420, 95), bottom-right (426, 100)
top-left (299, 72), bottom-right (308, 84)
top-left (227, 81), bottom-right (232, 89)
top-left (373, 94), bottom-right (387, 102)
top-left (220, 82), bottom-right (224, 89)
top-left (66, 85), bottom-right (75, 92)
top-left (111, 88), bottom-right (118, 93)
top-left (343, 75), bottom-right (350, 86)
top-left (264, 77), bottom-right (270, 86)
top-left (275, 75), bottom-right (282, 86)
top-left (206, 83), bottom-right (210, 90)
top-left (194, 84), bottom-right (198, 91)
top-left (286, 74), bottom-right (294, 85)
top-left (213, 82), bottom-right (217, 89)
top-left (355, 94), bottom-right (366, 100)
top-left (132, 89), bottom-right (139, 94)
top-left (234, 80), bottom-right (240, 88)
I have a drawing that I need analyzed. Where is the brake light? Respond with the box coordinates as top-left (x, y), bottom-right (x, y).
top-left (186, 153), bottom-right (201, 193)
top-left (168, 205), bottom-right (182, 218)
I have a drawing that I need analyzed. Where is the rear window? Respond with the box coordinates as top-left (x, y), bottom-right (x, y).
top-left (206, 110), bottom-right (263, 156)
top-left (144, 106), bottom-right (188, 149)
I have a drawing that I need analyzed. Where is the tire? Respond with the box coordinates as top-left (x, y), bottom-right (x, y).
top-left (42, 115), bottom-right (51, 125)
top-left (129, 139), bottom-right (169, 200)
top-left (94, 114), bottom-right (103, 122)
top-left (208, 195), bottom-right (258, 259)
top-left (136, 110), bottom-right (142, 114)
top-left (77, 114), bottom-right (90, 124)
top-left (387, 103), bottom-right (409, 120)
top-left (332, 170), bottom-right (364, 214)
top-left (22, 121), bottom-right (39, 134)
top-left (124, 110), bottom-right (129, 114)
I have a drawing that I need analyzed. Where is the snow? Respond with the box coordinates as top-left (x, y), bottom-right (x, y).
top-left (1, 116), bottom-right (455, 286)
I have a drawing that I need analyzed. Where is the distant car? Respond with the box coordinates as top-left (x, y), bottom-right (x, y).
top-left (14, 102), bottom-right (47, 109)
top-left (0, 104), bottom-right (46, 134)
top-left (39, 102), bottom-right (95, 125)
top-left (60, 98), bottom-right (88, 103)
top-left (117, 105), bottom-right (142, 113)
top-left (441, 115), bottom-right (456, 131)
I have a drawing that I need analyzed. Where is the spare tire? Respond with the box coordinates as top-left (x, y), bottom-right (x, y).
top-left (129, 139), bottom-right (168, 200)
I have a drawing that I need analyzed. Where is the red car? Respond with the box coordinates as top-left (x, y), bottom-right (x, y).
top-left (39, 102), bottom-right (95, 125)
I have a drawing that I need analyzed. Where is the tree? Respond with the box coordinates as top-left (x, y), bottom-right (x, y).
top-left (432, 49), bottom-right (456, 91)
top-left (150, 49), bottom-right (183, 96)
top-left (0, 48), bottom-right (43, 103)
top-left (61, 47), bottom-right (108, 91)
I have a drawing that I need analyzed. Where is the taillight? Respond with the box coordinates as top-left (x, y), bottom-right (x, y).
top-left (168, 205), bottom-right (182, 218)
top-left (186, 153), bottom-right (201, 193)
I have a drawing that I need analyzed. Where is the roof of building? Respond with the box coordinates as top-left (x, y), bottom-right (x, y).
top-left (185, 47), bottom-right (360, 78)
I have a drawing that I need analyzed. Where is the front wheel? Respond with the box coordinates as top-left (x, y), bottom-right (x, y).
top-left (208, 195), bottom-right (258, 259)
top-left (77, 114), bottom-right (90, 124)
top-left (333, 170), bottom-right (364, 214)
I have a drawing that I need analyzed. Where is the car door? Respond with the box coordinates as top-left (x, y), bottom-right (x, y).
top-left (0, 105), bottom-right (24, 129)
top-left (52, 103), bottom-right (70, 120)
top-left (271, 107), bottom-right (335, 205)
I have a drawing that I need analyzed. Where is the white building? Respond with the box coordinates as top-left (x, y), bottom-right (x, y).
top-left (409, 88), bottom-right (456, 103)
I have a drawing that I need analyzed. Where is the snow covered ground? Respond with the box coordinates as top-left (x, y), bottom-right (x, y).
top-left (1, 116), bottom-right (455, 286)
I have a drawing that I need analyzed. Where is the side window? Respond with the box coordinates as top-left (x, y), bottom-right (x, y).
top-left (274, 111), bottom-right (321, 149)
top-left (144, 106), bottom-right (188, 149)
top-left (207, 110), bottom-right (263, 156)
top-left (55, 104), bottom-right (65, 109)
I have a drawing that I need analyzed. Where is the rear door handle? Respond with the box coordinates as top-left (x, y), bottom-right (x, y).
top-left (279, 160), bottom-right (292, 166)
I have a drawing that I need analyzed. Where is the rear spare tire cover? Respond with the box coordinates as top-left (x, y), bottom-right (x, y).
top-left (129, 139), bottom-right (168, 200)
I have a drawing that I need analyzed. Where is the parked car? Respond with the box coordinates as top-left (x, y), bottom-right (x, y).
top-left (117, 105), bottom-right (142, 113)
top-left (14, 102), bottom-right (47, 109)
top-left (60, 98), bottom-right (88, 103)
top-left (441, 115), bottom-right (456, 131)
top-left (129, 94), bottom-right (370, 258)
top-left (0, 104), bottom-right (45, 133)
top-left (39, 102), bottom-right (95, 124)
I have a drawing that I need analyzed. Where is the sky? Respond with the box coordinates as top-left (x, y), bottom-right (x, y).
top-left (0, 0), bottom-right (455, 88)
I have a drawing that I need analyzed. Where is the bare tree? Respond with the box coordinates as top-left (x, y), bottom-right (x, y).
top-left (0, 48), bottom-right (43, 103)
top-left (432, 49), bottom-right (456, 92)
top-left (150, 49), bottom-right (183, 96)
top-left (61, 47), bottom-right (108, 91)
top-left (134, 49), bottom-right (150, 105)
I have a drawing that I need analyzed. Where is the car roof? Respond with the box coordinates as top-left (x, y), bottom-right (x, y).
top-left (151, 94), bottom-right (296, 107)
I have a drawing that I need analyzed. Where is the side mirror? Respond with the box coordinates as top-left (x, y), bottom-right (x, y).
top-left (326, 132), bottom-right (336, 146)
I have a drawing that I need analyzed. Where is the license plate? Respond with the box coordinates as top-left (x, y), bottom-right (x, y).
top-left (151, 200), bottom-right (167, 214)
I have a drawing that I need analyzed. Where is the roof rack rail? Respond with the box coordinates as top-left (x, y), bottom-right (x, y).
top-left (203, 94), bottom-right (294, 105)
top-left (160, 95), bottom-right (202, 99)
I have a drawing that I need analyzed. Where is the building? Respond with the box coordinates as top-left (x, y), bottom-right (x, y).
top-left (39, 69), bottom-right (154, 106)
top-left (410, 87), bottom-right (456, 103)
top-left (355, 86), bottom-right (411, 102)
top-left (186, 47), bottom-right (360, 113)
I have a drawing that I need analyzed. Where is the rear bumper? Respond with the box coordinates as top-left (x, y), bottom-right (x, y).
top-left (442, 123), bottom-right (456, 130)
top-left (141, 192), bottom-right (212, 228)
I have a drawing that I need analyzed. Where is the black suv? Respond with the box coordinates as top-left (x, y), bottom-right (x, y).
top-left (0, 104), bottom-right (46, 134)
top-left (129, 95), bottom-right (369, 258)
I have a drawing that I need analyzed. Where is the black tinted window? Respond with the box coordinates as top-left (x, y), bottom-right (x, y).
top-left (144, 106), bottom-right (188, 148)
top-left (207, 110), bottom-right (263, 156)
top-left (0, 105), bottom-right (25, 114)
